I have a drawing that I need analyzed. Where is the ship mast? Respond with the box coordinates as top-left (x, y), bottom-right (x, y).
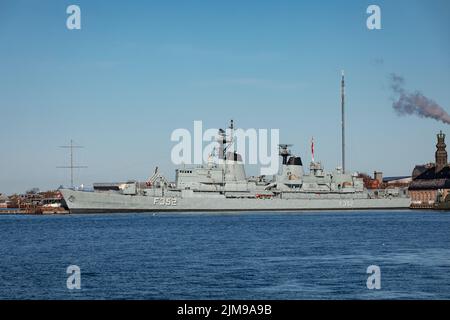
top-left (57, 139), bottom-right (87, 189)
top-left (217, 119), bottom-right (235, 160)
top-left (341, 70), bottom-right (345, 174)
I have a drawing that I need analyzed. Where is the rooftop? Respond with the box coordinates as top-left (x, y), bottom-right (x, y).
top-left (409, 166), bottom-right (450, 190)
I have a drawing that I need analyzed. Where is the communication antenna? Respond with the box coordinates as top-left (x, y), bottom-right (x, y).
top-left (341, 70), bottom-right (346, 174)
top-left (57, 139), bottom-right (87, 189)
top-left (227, 119), bottom-right (235, 154)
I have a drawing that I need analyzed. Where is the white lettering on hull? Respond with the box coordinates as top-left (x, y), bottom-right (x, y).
top-left (153, 197), bottom-right (177, 206)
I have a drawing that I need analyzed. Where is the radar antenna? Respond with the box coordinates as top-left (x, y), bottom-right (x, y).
top-left (217, 119), bottom-right (235, 160)
top-left (278, 144), bottom-right (293, 165)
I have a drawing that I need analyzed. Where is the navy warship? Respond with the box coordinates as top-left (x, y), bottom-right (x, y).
top-left (60, 119), bottom-right (410, 213)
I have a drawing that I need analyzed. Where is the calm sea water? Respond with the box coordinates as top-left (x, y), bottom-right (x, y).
top-left (0, 210), bottom-right (449, 300)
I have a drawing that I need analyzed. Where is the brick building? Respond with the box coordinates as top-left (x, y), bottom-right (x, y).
top-left (409, 131), bottom-right (450, 208)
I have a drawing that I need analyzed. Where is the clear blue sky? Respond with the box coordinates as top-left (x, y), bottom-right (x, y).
top-left (1, 0), bottom-right (449, 194)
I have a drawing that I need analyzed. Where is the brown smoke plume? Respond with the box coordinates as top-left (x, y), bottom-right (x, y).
top-left (390, 73), bottom-right (450, 124)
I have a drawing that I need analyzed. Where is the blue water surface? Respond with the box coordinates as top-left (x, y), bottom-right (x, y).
top-left (0, 210), bottom-right (449, 299)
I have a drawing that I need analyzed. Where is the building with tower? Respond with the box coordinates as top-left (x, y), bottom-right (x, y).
top-left (409, 131), bottom-right (450, 208)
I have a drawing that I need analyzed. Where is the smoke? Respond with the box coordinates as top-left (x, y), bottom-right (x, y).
top-left (389, 73), bottom-right (450, 124)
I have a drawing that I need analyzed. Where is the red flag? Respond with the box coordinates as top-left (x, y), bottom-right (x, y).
top-left (311, 137), bottom-right (315, 162)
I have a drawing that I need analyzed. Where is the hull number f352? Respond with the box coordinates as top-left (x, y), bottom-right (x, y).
top-left (153, 197), bottom-right (177, 206)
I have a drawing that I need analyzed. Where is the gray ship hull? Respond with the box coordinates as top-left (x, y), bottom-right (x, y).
top-left (61, 189), bottom-right (411, 214)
